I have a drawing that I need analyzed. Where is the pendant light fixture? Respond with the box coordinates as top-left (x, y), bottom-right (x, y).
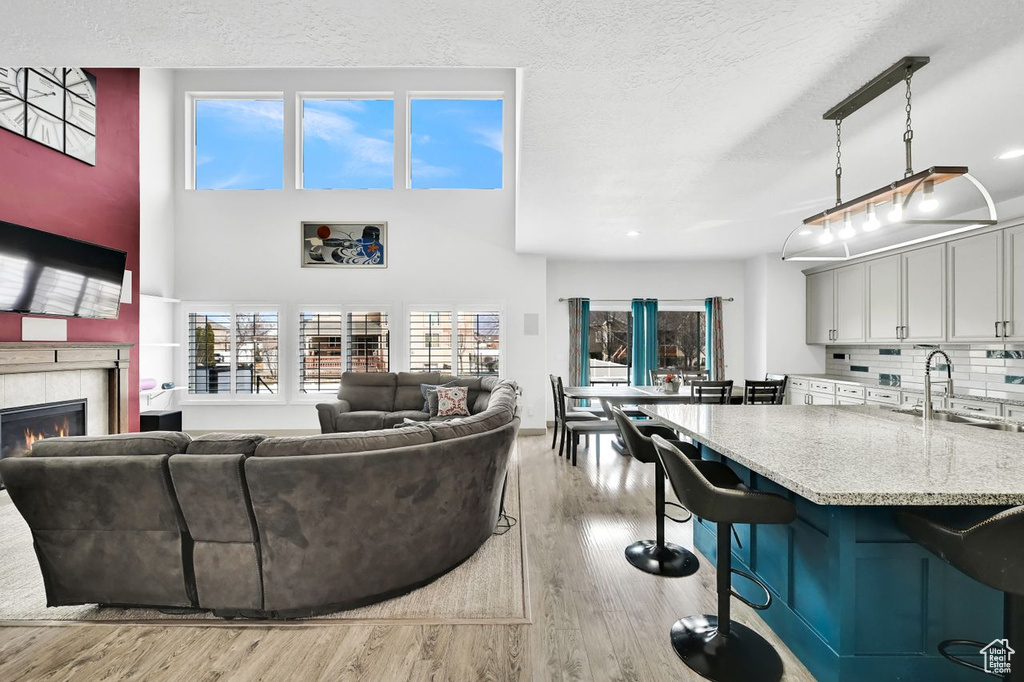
top-left (782, 56), bottom-right (997, 262)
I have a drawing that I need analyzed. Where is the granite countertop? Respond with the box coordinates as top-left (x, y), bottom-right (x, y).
top-left (787, 373), bottom-right (1024, 407)
top-left (641, 403), bottom-right (1024, 506)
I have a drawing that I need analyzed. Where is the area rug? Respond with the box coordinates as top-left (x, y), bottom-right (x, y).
top-left (0, 449), bottom-right (528, 626)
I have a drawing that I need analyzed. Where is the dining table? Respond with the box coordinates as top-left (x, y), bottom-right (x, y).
top-left (562, 384), bottom-right (744, 405)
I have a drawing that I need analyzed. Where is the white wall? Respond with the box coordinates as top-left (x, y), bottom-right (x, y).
top-left (138, 68), bottom-right (179, 410)
top-left (169, 68), bottom-right (548, 432)
top-left (545, 259), bottom-right (746, 421)
top-left (743, 253), bottom-right (825, 378)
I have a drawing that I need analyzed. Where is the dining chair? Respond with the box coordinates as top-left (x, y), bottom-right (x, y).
top-left (764, 373), bottom-right (788, 404)
top-left (679, 369), bottom-right (710, 386)
top-left (690, 380), bottom-right (734, 405)
top-left (551, 375), bottom-right (601, 457)
top-left (743, 379), bottom-right (785, 405)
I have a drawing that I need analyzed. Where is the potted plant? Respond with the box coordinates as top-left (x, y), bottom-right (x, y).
top-left (663, 374), bottom-right (681, 394)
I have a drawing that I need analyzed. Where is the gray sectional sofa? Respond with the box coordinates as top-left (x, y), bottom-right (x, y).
top-left (316, 371), bottom-right (500, 433)
top-left (0, 380), bottom-right (520, 618)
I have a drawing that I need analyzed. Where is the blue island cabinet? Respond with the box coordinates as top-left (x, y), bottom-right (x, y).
top-left (695, 446), bottom-right (1004, 682)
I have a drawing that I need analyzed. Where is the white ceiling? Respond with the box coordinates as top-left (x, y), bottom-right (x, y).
top-left (8, 0), bottom-right (1024, 259)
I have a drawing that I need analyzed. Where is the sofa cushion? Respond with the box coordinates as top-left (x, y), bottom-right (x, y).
top-left (186, 433), bottom-right (267, 456)
top-left (338, 372), bottom-right (397, 412)
top-left (423, 408), bottom-right (513, 441)
top-left (486, 385), bottom-right (518, 415)
top-left (334, 411), bottom-right (387, 432)
top-left (436, 386), bottom-right (471, 417)
top-left (383, 410), bottom-right (430, 428)
top-left (254, 426), bottom-right (433, 457)
top-left (397, 372), bottom-right (441, 411)
top-left (420, 380), bottom-right (456, 413)
top-left (29, 431), bottom-right (192, 457)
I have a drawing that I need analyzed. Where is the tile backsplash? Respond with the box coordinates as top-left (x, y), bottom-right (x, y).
top-left (825, 343), bottom-right (1024, 400)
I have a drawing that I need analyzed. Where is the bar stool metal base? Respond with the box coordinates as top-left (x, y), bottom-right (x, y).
top-left (624, 540), bottom-right (699, 577)
top-left (670, 615), bottom-right (784, 682)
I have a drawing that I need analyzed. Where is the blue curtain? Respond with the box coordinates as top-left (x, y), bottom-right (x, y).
top-left (705, 298), bottom-right (713, 379)
top-left (630, 298), bottom-right (659, 386)
top-left (631, 299), bottom-right (645, 386)
top-left (644, 299), bottom-right (658, 385)
top-left (568, 298), bottom-right (590, 387)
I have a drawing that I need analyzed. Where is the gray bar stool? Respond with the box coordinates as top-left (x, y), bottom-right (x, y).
top-left (896, 505), bottom-right (1024, 680)
top-left (611, 406), bottom-right (699, 578)
top-left (653, 435), bottom-right (797, 682)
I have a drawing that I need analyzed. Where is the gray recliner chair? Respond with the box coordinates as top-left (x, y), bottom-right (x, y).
top-left (0, 432), bottom-right (197, 609)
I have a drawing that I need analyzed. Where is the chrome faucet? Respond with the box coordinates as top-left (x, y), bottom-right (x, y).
top-left (923, 350), bottom-right (953, 420)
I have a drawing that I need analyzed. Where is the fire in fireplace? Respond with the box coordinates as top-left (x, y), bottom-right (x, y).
top-left (0, 399), bottom-right (86, 488)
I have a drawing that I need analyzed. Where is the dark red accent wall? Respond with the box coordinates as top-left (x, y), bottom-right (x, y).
top-left (0, 68), bottom-right (140, 431)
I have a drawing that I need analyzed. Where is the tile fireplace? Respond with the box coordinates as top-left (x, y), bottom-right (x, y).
top-left (0, 399), bottom-right (86, 488)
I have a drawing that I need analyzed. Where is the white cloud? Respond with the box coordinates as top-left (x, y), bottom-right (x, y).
top-left (303, 107), bottom-right (392, 173)
top-left (411, 157), bottom-right (455, 179)
top-left (474, 127), bottom-right (502, 153)
top-left (198, 99), bottom-right (283, 133)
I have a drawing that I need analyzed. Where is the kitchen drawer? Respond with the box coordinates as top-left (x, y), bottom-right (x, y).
top-left (788, 390), bottom-right (809, 405)
top-left (1005, 406), bottom-right (1024, 420)
top-left (809, 381), bottom-right (835, 395)
top-left (949, 399), bottom-right (1001, 417)
top-left (901, 392), bottom-right (946, 409)
top-left (836, 396), bottom-right (864, 406)
top-left (866, 388), bottom-right (900, 405)
top-left (789, 378), bottom-right (809, 391)
top-left (836, 384), bottom-right (866, 399)
top-left (808, 393), bottom-right (836, 406)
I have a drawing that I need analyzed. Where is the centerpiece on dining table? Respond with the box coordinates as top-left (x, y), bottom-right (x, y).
top-left (662, 374), bottom-right (682, 394)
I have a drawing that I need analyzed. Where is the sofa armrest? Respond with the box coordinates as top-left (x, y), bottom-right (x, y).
top-left (315, 399), bottom-right (352, 433)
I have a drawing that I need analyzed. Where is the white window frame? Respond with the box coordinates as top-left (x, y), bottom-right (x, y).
top-left (406, 91), bottom-right (505, 190)
top-left (185, 92), bottom-right (285, 191)
top-left (292, 303), bottom-right (393, 403)
top-left (406, 303), bottom-right (504, 378)
top-left (181, 303), bottom-right (284, 404)
top-left (295, 91), bottom-right (396, 191)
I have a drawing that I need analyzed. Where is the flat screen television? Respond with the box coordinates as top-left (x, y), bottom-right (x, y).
top-left (0, 220), bottom-right (127, 320)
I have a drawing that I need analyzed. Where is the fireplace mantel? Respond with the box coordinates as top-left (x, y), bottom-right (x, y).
top-left (0, 342), bottom-right (132, 434)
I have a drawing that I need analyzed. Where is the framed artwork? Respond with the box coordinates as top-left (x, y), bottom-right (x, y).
top-left (0, 67), bottom-right (96, 165)
top-left (301, 222), bottom-right (387, 269)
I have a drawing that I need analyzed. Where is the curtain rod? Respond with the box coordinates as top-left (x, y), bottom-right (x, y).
top-left (557, 297), bottom-right (735, 303)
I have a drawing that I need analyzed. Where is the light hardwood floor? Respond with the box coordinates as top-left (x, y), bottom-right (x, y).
top-left (0, 433), bottom-right (814, 681)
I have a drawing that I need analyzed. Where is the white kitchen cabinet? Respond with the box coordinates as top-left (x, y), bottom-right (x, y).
top-left (807, 393), bottom-right (836, 406)
top-left (1003, 224), bottom-right (1024, 340)
top-left (866, 255), bottom-right (902, 343)
top-left (788, 389), bottom-right (810, 405)
top-left (948, 232), bottom-right (1003, 341)
top-left (949, 398), bottom-right (1001, 417)
top-left (806, 271), bottom-right (835, 344)
top-left (901, 245), bottom-right (946, 342)
top-left (836, 396), bottom-right (864, 406)
top-left (834, 264), bottom-right (866, 343)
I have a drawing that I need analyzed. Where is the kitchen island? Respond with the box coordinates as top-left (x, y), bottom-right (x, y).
top-left (641, 403), bottom-right (1018, 682)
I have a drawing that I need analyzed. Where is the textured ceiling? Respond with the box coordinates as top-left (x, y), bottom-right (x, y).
top-left (6, 0), bottom-right (1024, 259)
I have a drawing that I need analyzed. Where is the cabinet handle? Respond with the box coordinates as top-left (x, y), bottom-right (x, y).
top-left (902, 325), bottom-right (907, 339)
top-left (896, 325), bottom-right (901, 339)
top-left (997, 321), bottom-right (1002, 338)
top-left (1004, 320), bottom-right (1011, 337)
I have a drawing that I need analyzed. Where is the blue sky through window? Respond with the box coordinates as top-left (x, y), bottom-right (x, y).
top-left (302, 99), bottom-right (394, 189)
top-left (410, 99), bottom-right (503, 189)
top-left (194, 99), bottom-right (284, 190)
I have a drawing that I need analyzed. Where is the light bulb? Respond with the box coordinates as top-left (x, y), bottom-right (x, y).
top-left (798, 228), bottom-right (812, 236)
top-left (863, 203), bottom-right (881, 231)
top-left (919, 179), bottom-right (937, 212)
top-left (888, 195), bottom-right (903, 223)
top-left (838, 212), bottom-right (855, 240)
top-left (819, 219), bottom-right (834, 244)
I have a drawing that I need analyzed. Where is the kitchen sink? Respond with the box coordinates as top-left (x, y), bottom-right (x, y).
top-left (892, 408), bottom-right (1024, 432)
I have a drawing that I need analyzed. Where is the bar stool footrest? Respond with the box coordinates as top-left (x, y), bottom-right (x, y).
top-left (729, 568), bottom-right (773, 611)
top-left (938, 639), bottom-right (999, 676)
top-left (664, 500), bottom-right (692, 524)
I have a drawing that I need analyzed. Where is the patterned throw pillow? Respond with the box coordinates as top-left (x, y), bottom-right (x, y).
top-left (435, 386), bottom-right (470, 418)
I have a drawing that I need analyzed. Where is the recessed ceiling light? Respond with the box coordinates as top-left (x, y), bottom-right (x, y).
top-left (626, 230), bottom-right (641, 237)
top-left (997, 149), bottom-right (1024, 160)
